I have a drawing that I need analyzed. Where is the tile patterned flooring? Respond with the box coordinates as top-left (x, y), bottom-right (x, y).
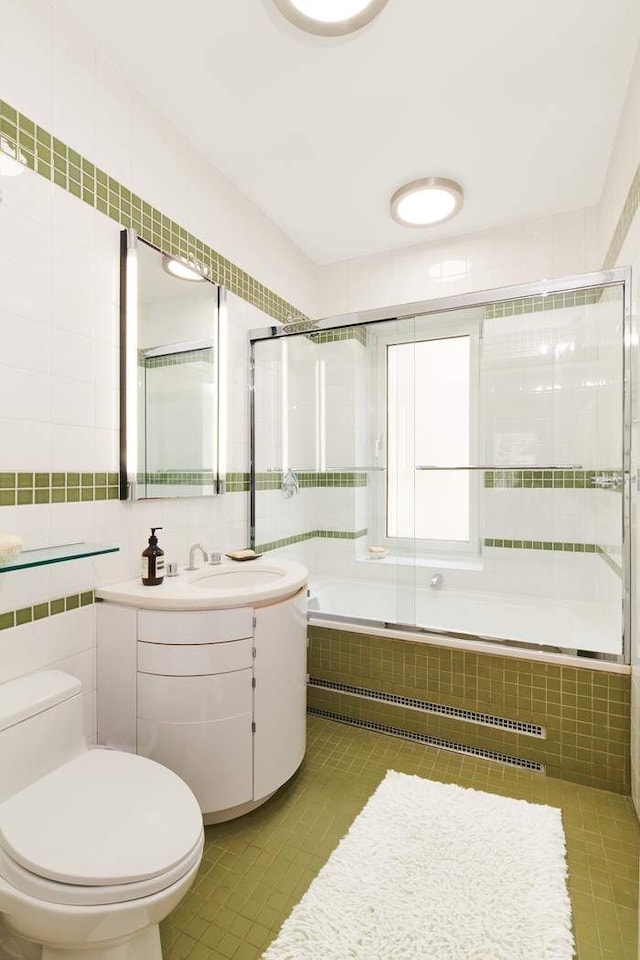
top-left (161, 716), bottom-right (639, 960)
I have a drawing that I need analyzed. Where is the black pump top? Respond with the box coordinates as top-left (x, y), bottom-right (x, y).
top-left (148, 527), bottom-right (163, 545)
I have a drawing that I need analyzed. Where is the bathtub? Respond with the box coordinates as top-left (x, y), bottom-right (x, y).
top-left (307, 575), bottom-right (622, 658)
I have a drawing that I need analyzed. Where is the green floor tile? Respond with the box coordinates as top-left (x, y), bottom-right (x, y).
top-left (162, 716), bottom-right (639, 960)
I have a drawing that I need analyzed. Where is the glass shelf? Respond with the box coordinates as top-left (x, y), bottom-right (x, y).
top-left (0, 542), bottom-right (119, 573)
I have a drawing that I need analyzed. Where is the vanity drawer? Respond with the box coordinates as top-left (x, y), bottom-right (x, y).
top-left (138, 608), bottom-right (253, 644)
top-left (137, 670), bottom-right (252, 723)
top-left (137, 637), bottom-right (253, 676)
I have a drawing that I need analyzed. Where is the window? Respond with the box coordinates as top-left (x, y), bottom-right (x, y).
top-left (386, 331), bottom-right (475, 550)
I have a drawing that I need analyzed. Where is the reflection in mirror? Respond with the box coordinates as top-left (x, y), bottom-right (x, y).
top-left (120, 230), bottom-right (224, 499)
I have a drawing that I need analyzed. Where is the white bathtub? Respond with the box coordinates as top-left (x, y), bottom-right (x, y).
top-left (308, 575), bottom-right (622, 657)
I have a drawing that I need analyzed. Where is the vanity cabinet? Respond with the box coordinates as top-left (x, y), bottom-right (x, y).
top-left (96, 589), bottom-right (307, 823)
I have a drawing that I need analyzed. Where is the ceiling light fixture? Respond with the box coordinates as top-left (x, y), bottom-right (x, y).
top-left (390, 177), bottom-right (464, 228)
top-left (272, 0), bottom-right (389, 36)
top-left (162, 255), bottom-right (207, 282)
top-left (0, 137), bottom-right (26, 177)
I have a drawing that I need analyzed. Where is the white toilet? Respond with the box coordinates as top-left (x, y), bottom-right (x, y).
top-left (0, 670), bottom-right (204, 960)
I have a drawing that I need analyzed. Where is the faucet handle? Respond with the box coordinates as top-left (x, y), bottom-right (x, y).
top-left (209, 551), bottom-right (222, 565)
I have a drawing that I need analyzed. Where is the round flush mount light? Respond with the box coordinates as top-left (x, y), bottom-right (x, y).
top-left (0, 137), bottom-right (26, 177)
top-left (390, 177), bottom-right (464, 228)
top-left (272, 0), bottom-right (389, 36)
top-left (162, 255), bottom-right (207, 282)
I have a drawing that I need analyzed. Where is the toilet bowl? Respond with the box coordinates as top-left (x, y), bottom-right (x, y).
top-left (0, 671), bottom-right (204, 960)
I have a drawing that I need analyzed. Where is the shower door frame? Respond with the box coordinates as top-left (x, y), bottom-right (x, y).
top-left (249, 266), bottom-right (633, 663)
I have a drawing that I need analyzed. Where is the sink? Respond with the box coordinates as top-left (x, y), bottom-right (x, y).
top-left (96, 558), bottom-right (308, 610)
top-left (191, 568), bottom-right (285, 590)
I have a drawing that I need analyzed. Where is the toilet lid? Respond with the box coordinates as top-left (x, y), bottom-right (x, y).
top-left (0, 749), bottom-right (203, 886)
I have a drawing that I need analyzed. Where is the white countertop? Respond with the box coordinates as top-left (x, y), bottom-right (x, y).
top-left (96, 558), bottom-right (308, 610)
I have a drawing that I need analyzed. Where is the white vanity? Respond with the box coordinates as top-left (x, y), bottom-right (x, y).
top-left (96, 558), bottom-right (308, 823)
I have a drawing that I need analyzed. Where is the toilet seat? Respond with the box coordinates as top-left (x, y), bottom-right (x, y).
top-left (0, 748), bottom-right (204, 906)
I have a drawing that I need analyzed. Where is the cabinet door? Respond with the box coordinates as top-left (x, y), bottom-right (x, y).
top-left (253, 590), bottom-right (307, 801)
top-left (137, 713), bottom-right (253, 814)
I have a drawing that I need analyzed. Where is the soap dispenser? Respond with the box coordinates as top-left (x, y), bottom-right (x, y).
top-left (141, 527), bottom-right (165, 586)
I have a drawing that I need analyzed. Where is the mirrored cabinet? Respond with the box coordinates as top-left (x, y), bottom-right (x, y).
top-left (120, 230), bottom-right (225, 500)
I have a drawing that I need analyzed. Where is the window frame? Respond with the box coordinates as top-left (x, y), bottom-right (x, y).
top-left (372, 315), bottom-right (482, 558)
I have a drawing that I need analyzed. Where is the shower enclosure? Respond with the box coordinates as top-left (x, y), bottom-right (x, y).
top-left (250, 268), bottom-right (631, 662)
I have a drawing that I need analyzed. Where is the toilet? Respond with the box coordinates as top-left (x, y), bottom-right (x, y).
top-left (0, 670), bottom-right (204, 960)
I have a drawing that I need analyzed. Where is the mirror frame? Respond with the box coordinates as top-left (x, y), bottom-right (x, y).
top-left (119, 229), bottom-right (226, 500)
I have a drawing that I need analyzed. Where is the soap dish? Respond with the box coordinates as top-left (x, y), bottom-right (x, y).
top-left (226, 549), bottom-right (262, 562)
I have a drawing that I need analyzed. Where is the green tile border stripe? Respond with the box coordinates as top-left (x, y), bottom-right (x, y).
top-left (484, 538), bottom-right (599, 553)
top-left (256, 528), bottom-right (368, 553)
top-left (603, 160), bottom-right (640, 268)
top-left (255, 471), bottom-right (368, 491)
top-left (308, 327), bottom-right (368, 347)
top-left (0, 590), bottom-right (95, 631)
top-left (0, 472), bottom-right (119, 506)
top-left (484, 288), bottom-right (604, 320)
top-left (143, 348), bottom-right (214, 369)
top-left (484, 469), bottom-right (621, 490)
top-left (0, 99), bottom-right (306, 326)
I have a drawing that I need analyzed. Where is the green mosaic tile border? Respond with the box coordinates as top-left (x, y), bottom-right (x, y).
top-left (484, 537), bottom-right (599, 553)
top-left (307, 625), bottom-right (631, 794)
top-left (0, 100), bottom-right (306, 326)
top-left (308, 326), bottom-right (368, 347)
top-left (484, 469), bottom-right (621, 490)
top-left (143, 348), bottom-right (213, 370)
top-left (484, 288), bottom-right (603, 319)
top-left (255, 471), bottom-right (368, 491)
top-left (256, 528), bottom-right (368, 553)
top-left (0, 590), bottom-right (95, 631)
top-left (603, 160), bottom-right (640, 268)
top-left (138, 471), bottom-right (215, 486)
top-left (0, 472), bottom-right (119, 505)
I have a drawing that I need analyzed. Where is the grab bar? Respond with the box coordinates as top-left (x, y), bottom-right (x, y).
top-left (263, 466), bottom-right (387, 472)
top-left (416, 464), bottom-right (583, 471)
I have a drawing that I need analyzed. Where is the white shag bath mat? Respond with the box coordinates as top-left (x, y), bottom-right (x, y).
top-left (263, 771), bottom-right (574, 960)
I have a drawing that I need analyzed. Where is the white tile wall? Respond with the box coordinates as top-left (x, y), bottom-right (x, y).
top-left (0, 0), bottom-right (316, 732)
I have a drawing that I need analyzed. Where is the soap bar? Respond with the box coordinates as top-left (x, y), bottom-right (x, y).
top-left (226, 549), bottom-right (262, 561)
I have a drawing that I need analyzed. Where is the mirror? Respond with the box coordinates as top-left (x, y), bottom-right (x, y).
top-left (120, 230), bottom-right (224, 499)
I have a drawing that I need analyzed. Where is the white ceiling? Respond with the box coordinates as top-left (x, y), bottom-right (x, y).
top-left (55, 0), bottom-right (640, 265)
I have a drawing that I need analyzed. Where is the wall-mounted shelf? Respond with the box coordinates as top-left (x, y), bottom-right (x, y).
top-left (0, 542), bottom-right (120, 574)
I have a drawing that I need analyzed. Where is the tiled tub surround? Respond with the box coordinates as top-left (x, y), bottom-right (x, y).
top-left (307, 626), bottom-right (631, 794)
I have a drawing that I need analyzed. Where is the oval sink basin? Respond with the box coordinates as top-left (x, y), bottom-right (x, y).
top-left (192, 569), bottom-right (284, 590)
top-left (96, 558), bottom-right (308, 611)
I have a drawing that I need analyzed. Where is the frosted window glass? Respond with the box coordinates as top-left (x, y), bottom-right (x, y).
top-left (387, 336), bottom-right (470, 541)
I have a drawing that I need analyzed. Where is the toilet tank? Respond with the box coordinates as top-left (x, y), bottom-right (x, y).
top-left (0, 671), bottom-right (87, 803)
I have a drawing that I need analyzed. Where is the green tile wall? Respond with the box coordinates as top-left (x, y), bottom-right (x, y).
top-left (307, 625), bottom-right (631, 794)
top-left (0, 591), bottom-right (95, 631)
top-left (0, 99), bottom-right (307, 326)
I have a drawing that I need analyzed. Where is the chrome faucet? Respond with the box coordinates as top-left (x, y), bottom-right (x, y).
top-left (186, 543), bottom-right (209, 570)
top-left (430, 573), bottom-right (443, 589)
